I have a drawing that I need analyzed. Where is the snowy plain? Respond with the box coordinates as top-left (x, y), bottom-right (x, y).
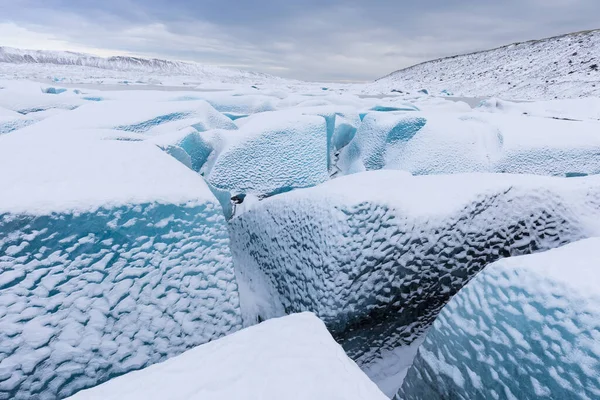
top-left (1, 44), bottom-right (600, 400)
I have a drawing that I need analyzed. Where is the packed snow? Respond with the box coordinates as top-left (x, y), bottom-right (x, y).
top-left (398, 239), bottom-right (600, 400)
top-left (66, 313), bottom-right (388, 400)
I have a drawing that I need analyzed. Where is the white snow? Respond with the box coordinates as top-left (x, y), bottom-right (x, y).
top-left (0, 136), bottom-right (217, 215)
top-left (370, 29), bottom-right (600, 100)
top-left (0, 46), bottom-right (289, 87)
top-left (67, 313), bottom-right (387, 400)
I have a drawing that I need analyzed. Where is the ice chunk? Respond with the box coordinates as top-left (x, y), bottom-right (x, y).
top-left (229, 171), bottom-right (600, 373)
top-left (66, 313), bottom-right (388, 400)
top-left (0, 115), bottom-right (36, 135)
top-left (203, 112), bottom-right (330, 199)
top-left (35, 100), bottom-right (236, 134)
top-left (338, 112), bottom-right (600, 177)
top-left (398, 239), bottom-right (600, 400)
top-left (0, 79), bottom-right (84, 114)
top-left (42, 87), bottom-right (67, 94)
top-left (338, 112), bottom-right (429, 173)
top-left (0, 137), bottom-right (243, 399)
top-left (174, 93), bottom-right (277, 114)
top-left (150, 130), bottom-right (216, 172)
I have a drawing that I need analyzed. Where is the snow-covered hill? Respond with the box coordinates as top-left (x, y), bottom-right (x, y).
top-left (370, 29), bottom-right (600, 100)
top-left (0, 47), bottom-right (288, 86)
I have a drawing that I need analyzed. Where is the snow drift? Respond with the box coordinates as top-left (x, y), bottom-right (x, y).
top-left (66, 313), bottom-right (387, 400)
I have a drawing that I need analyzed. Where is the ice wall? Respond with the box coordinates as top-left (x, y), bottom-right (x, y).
top-left (229, 171), bottom-right (600, 368)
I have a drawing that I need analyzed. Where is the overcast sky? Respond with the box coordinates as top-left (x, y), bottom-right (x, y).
top-left (1, 0), bottom-right (599, 81)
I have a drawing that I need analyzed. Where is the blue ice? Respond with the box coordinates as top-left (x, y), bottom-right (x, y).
top-left (0, 202), bottom-right (242, 399)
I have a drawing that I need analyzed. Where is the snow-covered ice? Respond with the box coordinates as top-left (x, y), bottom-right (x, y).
top-left (398, 238), bottom-right (600, 400)
top-left (0, 129), bottom-right (242, 399)
top-left (66, 313), bottom-right (387, 400)
top-left (202, 111), bottom-right (330, 200)
top-left (229, 170), bottom-right (600, 376)
top-left (338, 110), bottom-right (600, 177)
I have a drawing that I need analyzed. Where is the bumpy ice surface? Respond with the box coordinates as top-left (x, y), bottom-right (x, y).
top-left (0, 136), bottom-right (243, 399)
top-left (229, 171), bottom-right (600, 370)
top-left (203, 112), bottom-right (329, 198)
top-left (398, 238), bottom-right (600, 400)
top-left (66, 313), bottom-right (388, 400)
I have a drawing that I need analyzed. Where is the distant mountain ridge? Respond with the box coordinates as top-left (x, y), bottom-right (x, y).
top-left (371, 29), bottom-right (600, 100)
top-left (0, 46), bottom-right (277, 80)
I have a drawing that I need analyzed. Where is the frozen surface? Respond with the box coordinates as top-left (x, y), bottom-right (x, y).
top-left (339, 111), bottom-right (600, 177)
top-left (202, 111), bottom-right (330, 199)
top-left (398, 239), bottom-right (600, 400)
top-left (67, 313), bottom-right (387, 400)
top-left (0, 133), bottom-right (243, 399)
top-left (229, 171), bottom-right (600, 371)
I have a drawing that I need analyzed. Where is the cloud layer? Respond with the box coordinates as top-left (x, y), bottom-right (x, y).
top-left (1, 0), bottom-right (599, 81)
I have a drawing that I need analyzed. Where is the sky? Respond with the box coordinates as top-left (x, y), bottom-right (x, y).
top-left (1, 0), bottom-right (599, 82)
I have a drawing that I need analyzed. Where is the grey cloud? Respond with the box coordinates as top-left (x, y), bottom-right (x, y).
top-left (1, 0), bottom-right (598, 81)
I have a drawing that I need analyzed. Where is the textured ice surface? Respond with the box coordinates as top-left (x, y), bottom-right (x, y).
top-left (398, 239), bottom-right (600, 400)
top-left (202, 111), bottom-right (330, 199)
top-left (338, 111), bottom-right (600, 177)
top-left (229, 171), bottom-right (600, 369)
top-left (0, 137), bottom-right (243, 399)
top-left (0, 202), bottom-right (242, 400)
top-left (67, 313), bottom-right (387, 400)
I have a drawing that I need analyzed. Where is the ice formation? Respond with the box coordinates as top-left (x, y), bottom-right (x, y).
top-left (0, 136), bottom-right (243, 399)
top-left (338, 111), bottom-right (600, 177)
top-left (229, 171), bottom-right (600, 369)
top-left (398, 239), bottom-right (600, 400)
top-left (66, 313), bottom-right (388, 400)
top-left (202, 112), bottom-right (330, 200)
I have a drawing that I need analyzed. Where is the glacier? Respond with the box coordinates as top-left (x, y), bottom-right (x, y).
top-left (398, 238), bottom-right (600, 400)
top-left (66, 313), bottom-right (388, 400)
top-left (0, 135), bottom-right (243, 399)
top-left (229, 170), bottom-right (600, 370)
top-left (1, 60), bottom-right (600, 400)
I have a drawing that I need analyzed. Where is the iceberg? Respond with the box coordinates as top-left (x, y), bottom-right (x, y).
top-left (398, 239), bottom-right (600, 400)
top-left (229, 171), bottom-right (600, 371)
top-left (66, 313), bottom-right (387, 400)
top-left (0, 136), bottom-right (243, 399)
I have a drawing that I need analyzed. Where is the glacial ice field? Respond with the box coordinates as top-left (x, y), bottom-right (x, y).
top-left (1, 68), bottom-right (600, 400)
